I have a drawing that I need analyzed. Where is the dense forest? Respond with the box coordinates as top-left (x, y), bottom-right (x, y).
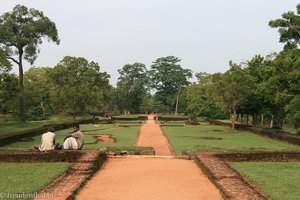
top-left (1, 4), bottom-right (300, 133)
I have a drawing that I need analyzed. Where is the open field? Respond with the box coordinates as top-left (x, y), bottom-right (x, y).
top-left (163, 125), bottom-right (300, 155)
top-left (0, 162), bottom-right (69, 199)
top-left (230, 162), bottom-right (300, 200)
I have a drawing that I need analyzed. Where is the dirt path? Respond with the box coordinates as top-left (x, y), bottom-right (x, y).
top-left (77, 157), bottom-right (222, 200)
top-left (136, 115), bottom-right (174, 156)
top-left (76, 115), bottom-right (223, 200)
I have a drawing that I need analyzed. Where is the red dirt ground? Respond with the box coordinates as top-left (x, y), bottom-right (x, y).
top-left (76, 115), bottom-right (223, 200)
top-left (136, 115), bottom-right (174, 156)
top-left (77, 157), bottom-right (222, 200)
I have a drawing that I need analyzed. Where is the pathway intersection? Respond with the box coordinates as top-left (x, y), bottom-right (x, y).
top-left (77, 115), bottom-right (222, 200)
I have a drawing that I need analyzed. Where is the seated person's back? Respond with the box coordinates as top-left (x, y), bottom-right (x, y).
top-left (39, 127), bottom-right (56, 151)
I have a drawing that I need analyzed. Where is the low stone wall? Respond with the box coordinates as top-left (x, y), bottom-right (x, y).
top-left (216, 150), bottom-right (300, 162)
top-left (37, 150), bottom-right (107, 200)
top-left (206, 119), bottom-right (300, 146)
top-left (111, 116), bottom-right (148, 121)
top-left (195, 151), bottom-right (300, 200)
top-left (0, 118), bottom-right (98, 147)
top-left (0, 150), bottom-right (84, 163)
top-left (158, 116), bottom-right (189, 121)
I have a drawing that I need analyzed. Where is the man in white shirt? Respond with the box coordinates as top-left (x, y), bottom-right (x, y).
top-left (34, 127), bottom-right (56, 151)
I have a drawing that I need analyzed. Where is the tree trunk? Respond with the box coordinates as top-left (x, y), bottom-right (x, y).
top-left (40, 102), bottom-right (45, 117)
top-left (175, 88), bottom-right (181, 116)
top-left (18, 49), bottom-right (26, 122)
top-left (270, 115), bottom-right (274, 128)
top-left (231, 110), bottom-right (236, 130)
top-left (72, 96), bottom-right (77, 122)
top-left (253, 113), bottom-right (257, 127)
top-left (240, 114), bottom-right (244, 124)
top-left (246, 114), bottom-right (249, 126)
top-left (260, 114), bottom-right (264, 127)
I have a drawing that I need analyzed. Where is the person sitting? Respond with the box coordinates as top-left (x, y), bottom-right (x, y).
top-left (34, 127), bottom-right (56, 151)
top-left (63, 124), bottom-right (84, 150)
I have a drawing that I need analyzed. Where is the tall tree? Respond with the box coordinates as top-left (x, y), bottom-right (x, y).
top-left (0, 5), bottom-right (59, 121)
top-left (212, 62), bottom-right (254, 130)
top-left (116, 63), bottom-right (149, 114)
top-left (150, 56), bottom-right (192, 115)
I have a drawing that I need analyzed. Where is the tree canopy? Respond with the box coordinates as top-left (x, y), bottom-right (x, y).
top-left (150, 56), bottom-right (192, 114)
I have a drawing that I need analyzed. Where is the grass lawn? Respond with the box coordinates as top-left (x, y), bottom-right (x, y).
top-left (0, 162), bottom-right (69, 199)
top-left (0, 124), bottom-right (115, 150)
top-left (230, 162), bottom-right (300, 200)
top-left (162, 125), bottom-right (300, 155)
top-left (84, 126), bottom-right (141, 149)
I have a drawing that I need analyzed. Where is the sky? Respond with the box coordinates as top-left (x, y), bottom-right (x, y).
top-left (1, 0), bottom-right (300, 85)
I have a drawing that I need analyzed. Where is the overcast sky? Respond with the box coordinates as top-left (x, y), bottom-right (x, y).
top-left (1, 0), bottom-right (299, 85)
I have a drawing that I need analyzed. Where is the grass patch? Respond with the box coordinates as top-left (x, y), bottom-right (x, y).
top-left (162, 125), bottom-right (300, 155)
top-left (0, 162), bottom-right (69, 198)
top-left (230, 162), bottom-right (300, 200)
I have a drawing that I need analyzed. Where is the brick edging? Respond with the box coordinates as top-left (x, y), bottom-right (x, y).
top-left (35, 150), bottom-right (108, 200)
top-left (195, 152), bottom-right (272, 200)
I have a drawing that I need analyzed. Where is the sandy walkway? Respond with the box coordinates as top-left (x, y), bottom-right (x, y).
top-left (136, 115), bottom-right (173, 156)
top-left (76, 115), bottom-right (223, 200)
top-left (77, 157), bottom-right (222, 200)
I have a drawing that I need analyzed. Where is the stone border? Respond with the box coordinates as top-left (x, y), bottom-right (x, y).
top-left (195, 151), bottom-right (300, 200)
top-left (206, 119), bottom-right (300, 146)
top-left (0, 150), bottom-right (107, 200)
